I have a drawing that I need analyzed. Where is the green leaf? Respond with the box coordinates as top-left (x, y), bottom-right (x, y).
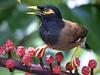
top-left (72, 4), bottom-right (100, 55)
top-left (23, 0), bottom-right (63, 5)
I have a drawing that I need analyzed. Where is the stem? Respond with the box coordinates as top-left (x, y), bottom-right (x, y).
top-left (8, 51), bottom-right (14, 72)
top-left (39, 58), bottom-right (44, 68)
top-left (10, 71), bottom-right (14, 75)
top-left (9, 68), bottom-right (14, 72)
top-left (90, 68), bottom-right (94, 75)
top-left (8, 51), bottom-right (12, 58)
top-left (0, 57), bottom-right (54, 75)
top-left (19, 57), bottom-right (22, 61)
top-left (0, 57), bottom-right (71, 75)
top-left (75, 68), bottom-right (79, 75)
top-left (70, 70), bottom-right (72, 74)
top-left (57, 62), bottom-right (60, 66)
top-left (49, 64), bottom-right (53, 71)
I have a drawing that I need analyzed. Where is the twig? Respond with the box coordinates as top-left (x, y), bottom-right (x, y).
top-left (90, 69), bottom-right (93, 75)
top-left (0, 57), bottom-right (67, 75)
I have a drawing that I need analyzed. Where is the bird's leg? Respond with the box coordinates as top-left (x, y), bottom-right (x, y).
top-left (71, 45), bottom-right (80, 69)
top-left (35, 44), bottom-right (49, 58)
top-left (35, 44), bottom-right (49, 68)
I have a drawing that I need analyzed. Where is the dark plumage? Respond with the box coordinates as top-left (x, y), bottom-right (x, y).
top-left (27, 5), bottom-right (88, 57)
top-left (37, 5), bottom-right (87, 50)
top-left (39, 12), bottom-right (64, 45)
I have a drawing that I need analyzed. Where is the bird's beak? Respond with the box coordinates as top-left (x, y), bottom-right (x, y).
top-left (27, 6), bottom-right (43, 15)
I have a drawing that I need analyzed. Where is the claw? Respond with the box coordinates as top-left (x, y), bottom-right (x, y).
top-left (35, 44), bottom-right (49, 58)
top-left (71, 45), bottom-right (80, 69)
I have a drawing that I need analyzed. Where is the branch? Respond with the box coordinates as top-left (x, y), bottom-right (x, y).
top-left (0, 57), bottom-right (66, 75)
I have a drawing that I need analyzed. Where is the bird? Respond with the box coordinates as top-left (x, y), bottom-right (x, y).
top-left (27, 5), bottom-right (88, 62)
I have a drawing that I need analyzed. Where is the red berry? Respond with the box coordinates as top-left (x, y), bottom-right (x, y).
top-left (88, 59), bottom-right (97, 69)
top-left (82, 66), bottom-right (90, 75)
top-left (5, 40), bottom-right (15, 51)
top-left (53, 65), bottom-right (61, 74)
top-left (25, 72), bottom-right (32, 75)
top-left (55, 52), bottom-right (64, 62)
top-left (16, 46), bottom-right (25, 57)
top-left (22, 55), bottom-right (32, 65)
top-left (45, 55), bottom-right (54, 65)
top-left (66, 62), bottom-right (73, 71)
top-left (0, 45), bottom-right (5, 55)
top-left (73, 57), bottom-right (80, 68)
top-left (25, 47), bottom-right (35, 57)
top-left (5, 59), bottom-right (15, 69)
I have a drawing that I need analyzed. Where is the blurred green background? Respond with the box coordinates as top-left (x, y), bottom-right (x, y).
top-left (0, 0), bottom-right (100, 75)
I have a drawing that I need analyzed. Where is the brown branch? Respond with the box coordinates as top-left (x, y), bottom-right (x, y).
top-left (0, 57), bottom-right (67, 75)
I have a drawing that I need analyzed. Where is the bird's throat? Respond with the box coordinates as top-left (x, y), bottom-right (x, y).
top-left (40, 14), bottom-right (63, 26)
top-left (39, 14), bottom-right (64, 46)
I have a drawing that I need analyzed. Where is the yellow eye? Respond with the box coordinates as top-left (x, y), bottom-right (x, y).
top-left (43, 9), bottom-right (55, 15)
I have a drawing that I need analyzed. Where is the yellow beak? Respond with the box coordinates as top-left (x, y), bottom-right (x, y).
top-left (27, 6), bottom-right (41, 15)
top-left (27, 6), bottom-right (38, 10)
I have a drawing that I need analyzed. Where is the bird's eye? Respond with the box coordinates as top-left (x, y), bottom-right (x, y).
top-left (43, 8), bottom-right (55, 14)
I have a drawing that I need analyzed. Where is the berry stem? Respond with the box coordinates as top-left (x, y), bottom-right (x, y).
top-left (1, 57), bottom-right (64, 75)
top-left (49, 64), bottom-right (53, 71)
top-left (90, 68), bottom-right (94, 75)
top-left (20, 57), bottom-right (22, 61)
top-left (8, 51), bottom-right (12, 58)
top-left (8, 51), bottom-right (14, 72)
top-left (9, 68), bottom-right (14, 72)
top-left (39, 58), bottom-right (44, 68)
top-left (57, 62), bottom-right (60, 66)
top-left (10, 71), bottom-right (14, 75)
top-left (75, 68), bottom-right (79, 75)
top-left (70, 70), bottom-right (72, 74)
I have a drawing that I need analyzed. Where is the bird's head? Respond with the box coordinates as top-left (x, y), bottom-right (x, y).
top-left (27, 5), bottom-right (62, 18)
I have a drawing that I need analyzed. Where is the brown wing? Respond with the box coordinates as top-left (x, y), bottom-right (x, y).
top-left (50, 19), bottom-right (87, 50)
top-left (62, 19), bottom-right (87, 43)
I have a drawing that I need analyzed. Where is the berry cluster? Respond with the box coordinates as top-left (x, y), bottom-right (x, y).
top-left (82, 59), bottom-right (97, 75)
top-left (0, 40), bottom-right (36, 74)
top-left (0, 40), bottom-right (97, 75)
top-left (45, 54), bottom-right (97, 75)
top-left (65, 58), bottom-right (97, 75)
top-left (45, 52), bottom-right (64, 74)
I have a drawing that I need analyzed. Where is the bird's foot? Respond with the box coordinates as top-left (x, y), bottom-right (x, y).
top-left (35, 44), bottom-right (49, 58)
top-left (71, 45), bottom-right (80, 69)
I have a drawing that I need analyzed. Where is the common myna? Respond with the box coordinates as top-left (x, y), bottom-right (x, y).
top-left (27, 5), bottom-right (88, 59)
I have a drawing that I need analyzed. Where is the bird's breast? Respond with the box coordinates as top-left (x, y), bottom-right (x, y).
top-left (39, 18), bottom-right (64, 46)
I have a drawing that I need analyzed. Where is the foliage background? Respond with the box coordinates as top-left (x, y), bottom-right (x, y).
top-left (0, 0), bottom-right (100, 75)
